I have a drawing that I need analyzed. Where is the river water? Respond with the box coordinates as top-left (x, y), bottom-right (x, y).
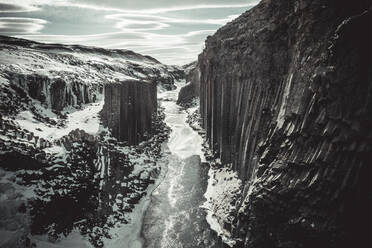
top-left (140, 84), bottom-right (224, 248)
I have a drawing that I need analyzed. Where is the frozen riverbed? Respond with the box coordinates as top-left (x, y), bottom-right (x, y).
top-left (141, 82), bottom-right (224, 248)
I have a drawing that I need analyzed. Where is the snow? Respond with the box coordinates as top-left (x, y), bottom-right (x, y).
top-left (102, 161), bottom-right (166, 248)
top-left (202, 166), bottom-right (242, 247)
top-left (14, 96), bottom-right (104, 141)
top-left (32, 231), bottom-right (92, 248)
top-left (159, 80), bottom-right (205, 161)
top-left (0, 44), bottom-right (167, 89)
top-left (43, 145), bottom-right (66, 156)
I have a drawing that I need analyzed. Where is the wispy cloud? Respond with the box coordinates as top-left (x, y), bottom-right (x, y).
top-left (0, 17), bottom-right (47, 33)
top-left (0, 0), bottom-right (258, 64)
top-left (0, 3), bottom-right (39, 12)
top-left (63, 2), bottom-right (258, 14)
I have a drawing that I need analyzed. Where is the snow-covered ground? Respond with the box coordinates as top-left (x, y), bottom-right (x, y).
top-left (102, 152), bottom-right (168, 248)
top-left (32, 231), bottom-right (92, 248)
top-left (14, 95), bottom-right (104, 141)
top-left (0, 36), bottom-right (178, 87)
top-left (202, 165), bottom-right (242, 247)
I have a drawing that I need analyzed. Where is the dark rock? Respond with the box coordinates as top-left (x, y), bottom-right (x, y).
top-left (198, 0), bottom-right (372, 247)
top-left (177, 61), bottom-right (200, 106)
top-left (100, 79), bottom-right (157, 145)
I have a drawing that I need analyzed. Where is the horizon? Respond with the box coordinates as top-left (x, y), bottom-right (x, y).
top-left (0, 0), bottom-right (258, 65)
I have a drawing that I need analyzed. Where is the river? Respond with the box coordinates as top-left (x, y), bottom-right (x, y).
top-left (140, 83), bottom-right (224, 248)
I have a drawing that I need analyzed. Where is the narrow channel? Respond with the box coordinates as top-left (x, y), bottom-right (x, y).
top-left (140, 82), bottom-right (224, 248)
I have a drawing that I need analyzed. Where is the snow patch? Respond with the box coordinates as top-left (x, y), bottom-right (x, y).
top-left (202, 166), bottom-right (242, 247)
top-left (14, 95), bottom-right (104, 141)
top-left (32, 231), bottom-right (92, 248)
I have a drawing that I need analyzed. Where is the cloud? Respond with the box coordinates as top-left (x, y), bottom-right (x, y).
top-left (0, 0), bottom-right (69, 13)
top-left (2, 0), bottom-right (258, 65)
top-left (0, 2), bottom-right (39, 12)
top-left (105, 13), bottom-right (241, 30)
top-left (0, 17), bottom-right (47, 33)
top-left (19, 28), bottom-right (215, 65)
top-left (68, 0), bottom-right (258, 13)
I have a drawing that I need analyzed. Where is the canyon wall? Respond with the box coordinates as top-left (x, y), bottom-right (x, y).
top-left (101, 80), bottom-right (157, 145)
top-left (177, 62), bottom-right (200, 106)
top-left (198, 0), bottom-right (372, 247)
top-left (5, 72), bottom-right (99, 112)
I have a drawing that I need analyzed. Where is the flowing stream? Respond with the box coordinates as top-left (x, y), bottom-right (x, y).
top-left (140, 83), bottom-right (224, 248)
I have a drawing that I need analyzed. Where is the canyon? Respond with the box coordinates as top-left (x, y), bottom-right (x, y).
top-left (1, 0), bottom-right (372, 247)
top-left (0, 36), bottom-right (182, 247)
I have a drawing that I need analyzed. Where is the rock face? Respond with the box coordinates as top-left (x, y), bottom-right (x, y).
top-left (101, 80), bottom-right (157, 145)
top-left (6, 72), bottom-right (98, 112)
top-left (177, 61), bottom-right (200, 106)
top-left (198, 0), bottom-right (372, 247)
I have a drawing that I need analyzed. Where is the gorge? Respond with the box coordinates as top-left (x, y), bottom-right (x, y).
top-left (1, 0), bottom-right (372, 247)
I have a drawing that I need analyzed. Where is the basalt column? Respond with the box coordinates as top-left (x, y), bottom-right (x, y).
top-left (101, 79), bottom-right (157, 145)
top-left (198, 0), bottom-right (372, 247)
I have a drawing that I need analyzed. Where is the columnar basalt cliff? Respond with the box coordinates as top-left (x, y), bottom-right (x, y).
top-left (101, 79), bottom-right (157, 145)
top-left (198, 0), bottom-right (372, 247)
top-left (6, 72), bottom-right (99, 112)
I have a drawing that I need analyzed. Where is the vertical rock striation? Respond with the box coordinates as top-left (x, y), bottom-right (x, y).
top-left (101, 80), bottom-right (157, 145)
top-left (199, 0), bottom-right (372, 247)
top-left (7, 73), bottom-right (98, 112)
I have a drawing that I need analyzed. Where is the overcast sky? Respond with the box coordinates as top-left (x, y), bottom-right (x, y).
top-left (0, 0), bottom-right (257, 65)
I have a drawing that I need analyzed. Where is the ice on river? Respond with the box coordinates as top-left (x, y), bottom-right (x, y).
top-left (158, 82), bottom-right (205, 161)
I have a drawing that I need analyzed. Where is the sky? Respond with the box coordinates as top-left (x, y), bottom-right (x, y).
top-left (0, 0), bottom-right (258, 65)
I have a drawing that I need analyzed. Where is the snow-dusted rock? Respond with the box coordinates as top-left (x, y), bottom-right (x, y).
top-left (0, 36), bottom-right (175, 248)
